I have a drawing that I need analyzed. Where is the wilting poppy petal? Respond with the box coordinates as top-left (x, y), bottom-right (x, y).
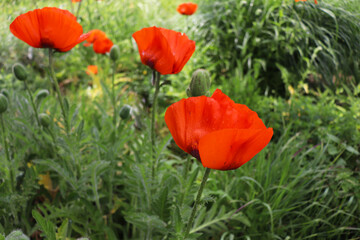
top-left (132, 26), bottom-right (195, 75)
top-left (93, 37), bottom-right (113, 54)
top-left (199, 128), bottom-right (273, 170)
top-left (165, 89), bottom-right (273, 171)
top-left (10, 7), bottom-right (88, 52)
top-left (177, 2), bottom-right (198, 15)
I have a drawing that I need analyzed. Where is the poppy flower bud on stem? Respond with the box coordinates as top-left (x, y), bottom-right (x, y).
top-left (35, 89), bottom-right (50, 105)
top-left (39, 113), bottom-right (51, 128)
top-left (186, 69), bottom-right (211, 97)
top-left (12, 63), bottom-right (28, 81)
top-left (110, 45), bottom-right (120, 62)
top-left (119, 105), bottom-right (131, 120)
top-left (0, 94), bottom-right (8, 114)
top-left (0, 89), bottom-right (9, 100)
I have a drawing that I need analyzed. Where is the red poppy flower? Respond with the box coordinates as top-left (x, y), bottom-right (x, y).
top-left (83, 29), bottom-right (107, 47)
top-left (10, 7), bottom-right (89, 52)
top-left (72, 0), bottom-right (81, 2)
top-left (86, 65), bottom-right (98, 75)
top-left (132, 26), bottom-right (196, 75)
top-left (177, 2), bottom-right (198, 15)
top-left (92, 37), bottom-right (113, 54)
top-left (165, 89), bottom-right (273, 171)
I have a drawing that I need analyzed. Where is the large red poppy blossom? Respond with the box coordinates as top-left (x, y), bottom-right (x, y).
top-left (132, 26), bottom-right (196, 75)
top-left (10, 7), bottom-right (89, 52)
top-left (93, 37), bottom-right (113, 54)
top-left (177, 2), bottom-right (198, 15)
top-left (165, 89), bottom-right (273, 171)
top-left (83, 29), bottom-right (107, 47)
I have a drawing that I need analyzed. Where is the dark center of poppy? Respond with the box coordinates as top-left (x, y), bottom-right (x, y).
top-left (145, 59), bottom-right (155, 69)
top-left (40, 37), bottom-right (55, 48)
top-left (189, 149), bottom-right (201, 161)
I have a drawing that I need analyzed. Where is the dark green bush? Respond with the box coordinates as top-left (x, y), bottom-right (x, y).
top-left (195, 0), bottom-right (360, 96)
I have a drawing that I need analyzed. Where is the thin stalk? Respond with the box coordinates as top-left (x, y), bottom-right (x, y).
top-left (24, 81), bottom-right (40, 127)
top-left (151, 70), bottom-right (160, 179)
top-left (184, 168), bottom-right (211, 238)
top-left (112, 61), bottom-right (117, 132)
top-left (75, 0), bottom-right (83, 20)
top-left (48, 49), bottom-right (69, 135)
top-left (70, 0), bottom-right (74, 14)
top-left (0, 114), bottom-right (15, 193)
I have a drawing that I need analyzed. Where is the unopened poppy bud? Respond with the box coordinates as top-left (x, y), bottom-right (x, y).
top-left (187, 69), bottom-right (211, 97)
top-left (12, 63), bottom-right (28, 81)
top-left (119, 104), bottom-right (131, 120)
top-left (0, 94), bottom-right (9, 113)
top-left (110, 45), bottom-right (120, 62)
top-left (35, 89), bottom-right (50, 103)
top-left (39, 113), bottom-right (51, 128)
top-left (1, 89), bottom-right (10, 99)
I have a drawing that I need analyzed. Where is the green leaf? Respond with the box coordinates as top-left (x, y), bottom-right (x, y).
top-left (32, 210), bottom-right (56, 240)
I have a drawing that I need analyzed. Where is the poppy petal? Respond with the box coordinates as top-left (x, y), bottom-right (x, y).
top-left (133, 26), bottom-right (174, 75)
top-left (159, 28), bottom-right (195, 74)
top-left (10, 9), bottom-right (41, 48)
top-left (199, 128), bottom-right (273, 170)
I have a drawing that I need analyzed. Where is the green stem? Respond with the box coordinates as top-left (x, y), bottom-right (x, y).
top-left (48, 49), bottom-right (69, 135)
top-left (75, 0), bottom-right (83, 20)
top-left (24, 81), bottom-right (40, 127)
top-left (0, 114), bottom-right (15, 193)
top-left (184, 168), bottom-right (211, 238)
top-left (112, 61), bottom-right (117, 132)
top-left (70, 0), bottom-right (74, 14)
top-left (151, 70), bottom-right (160, 179)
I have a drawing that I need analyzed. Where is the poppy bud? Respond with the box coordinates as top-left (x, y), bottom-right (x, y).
top-left (0, 89), bottom-right (10, 99)
top-left (0, 94), bottom-right (9, 114)
top-left (186, 69), bottom-right (211, 97)
top-left (12, 63), bottom-right (28, 81)
top-left (119, 104), bottom-right (131, 120)
top-left (35, 89), bottom-right (50, 103)
top-left (110, 45), bottom-right (120, 62)
top-left (39, 113), bottom-right (51, 128)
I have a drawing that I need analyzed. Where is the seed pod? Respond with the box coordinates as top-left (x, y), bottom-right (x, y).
top-left (35, 89), bottom-right (50, 103)
top-left (39, 113), bottom-right (51, 128)
top-left (119, 104), bottom-right (131, 120)
top-left (187, 69), bottom-right (211, 97)
top-left (110, 45), bottom-right (120, 62)
top-left (0, 94), bottom-right (9, 114)
top-left (12, 63), bottom-right (28, 81)
top-left (0, 89), bottom-right (10, 99)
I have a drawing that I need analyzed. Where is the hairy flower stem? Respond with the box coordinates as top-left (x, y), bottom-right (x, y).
top-left (48, 49), bottom-right (69, 135)
top-left (112, 61), bottom-right (117, 135)
top-left (184, 168), bottom-right (211, 238)
top-left (24, 81), bottom-right (40, 127)
top-left (151, 70), bottom-right (160, 179)
top-left (0, 114), bottom-right (15, 193)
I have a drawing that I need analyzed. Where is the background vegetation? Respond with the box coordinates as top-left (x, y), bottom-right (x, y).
top-left (0, 0), bottom-right (359, 239)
